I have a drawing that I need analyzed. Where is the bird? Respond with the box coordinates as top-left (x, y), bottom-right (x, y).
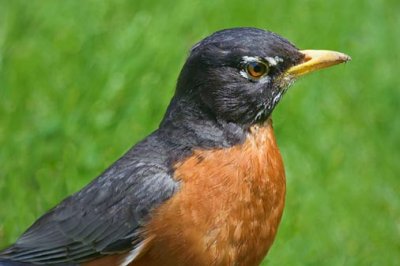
top-left (0, 27), bottom-right (350, 266)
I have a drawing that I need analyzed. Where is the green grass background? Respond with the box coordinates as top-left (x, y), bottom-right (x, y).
top-left (0, 0), bottom-right (399, 265)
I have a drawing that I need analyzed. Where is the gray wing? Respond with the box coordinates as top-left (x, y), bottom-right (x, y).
top-left (0, 136), bottom-right (180, 265)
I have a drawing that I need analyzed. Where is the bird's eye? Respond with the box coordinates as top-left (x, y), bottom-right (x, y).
top-left (246, 61), bottom-right (269, 79)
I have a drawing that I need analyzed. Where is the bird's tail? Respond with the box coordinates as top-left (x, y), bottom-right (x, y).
top-left (0, 258), bottom-right (79, 266)
top-left (0, 259), bottom-right (35, 266)
top-left (0, 245), bottom-right (78, 266)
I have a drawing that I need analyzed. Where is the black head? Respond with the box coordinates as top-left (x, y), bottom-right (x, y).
top-left (160, 27), bottom-right (350, 148)
top-left (175, 27), bottom-right (305, 126)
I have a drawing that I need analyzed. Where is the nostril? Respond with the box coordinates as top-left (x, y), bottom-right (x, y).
top-left (303, 54), bottom-right (313, 62)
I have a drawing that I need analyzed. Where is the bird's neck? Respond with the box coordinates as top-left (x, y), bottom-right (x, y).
top-left (158, 96), bottom-right (247, 150)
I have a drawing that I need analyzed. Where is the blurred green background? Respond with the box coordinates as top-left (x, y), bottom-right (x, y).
top-left (0, 0), bottom-right (399, 265)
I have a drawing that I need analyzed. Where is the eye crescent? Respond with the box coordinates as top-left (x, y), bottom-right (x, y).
top-left (246, 61), bottom-right (269, 79)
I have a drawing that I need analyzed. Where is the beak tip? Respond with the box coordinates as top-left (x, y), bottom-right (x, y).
top-left (341, 53), bottom-right (352, 62)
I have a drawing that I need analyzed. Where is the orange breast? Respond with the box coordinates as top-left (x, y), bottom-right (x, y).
top-left (132, 119), bottom-right (286, 266)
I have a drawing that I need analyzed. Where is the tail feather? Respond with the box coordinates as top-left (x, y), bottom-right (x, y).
top-left (0, 258), bottom-right (77, 266)
top-left (0, 245), bottom-right (78, 266)
top-left (0, 259), bottom-right (35, 266)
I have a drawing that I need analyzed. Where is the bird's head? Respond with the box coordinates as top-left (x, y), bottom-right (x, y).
top-left (174, 27), bottom-right (350, 127)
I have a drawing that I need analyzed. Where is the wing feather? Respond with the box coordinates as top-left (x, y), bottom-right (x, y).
top-left (0, 135), bottom-right (180, 264)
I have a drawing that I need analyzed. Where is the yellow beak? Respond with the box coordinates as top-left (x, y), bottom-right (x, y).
top-left (286, 50), bottom-right (351, 77)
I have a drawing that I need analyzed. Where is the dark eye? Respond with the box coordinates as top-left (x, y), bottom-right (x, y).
top-left (246, 61), bottom-right (269, 79)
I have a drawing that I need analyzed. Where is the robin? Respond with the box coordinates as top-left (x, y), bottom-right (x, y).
top-left (0, 27), bottom-right (350, 266)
